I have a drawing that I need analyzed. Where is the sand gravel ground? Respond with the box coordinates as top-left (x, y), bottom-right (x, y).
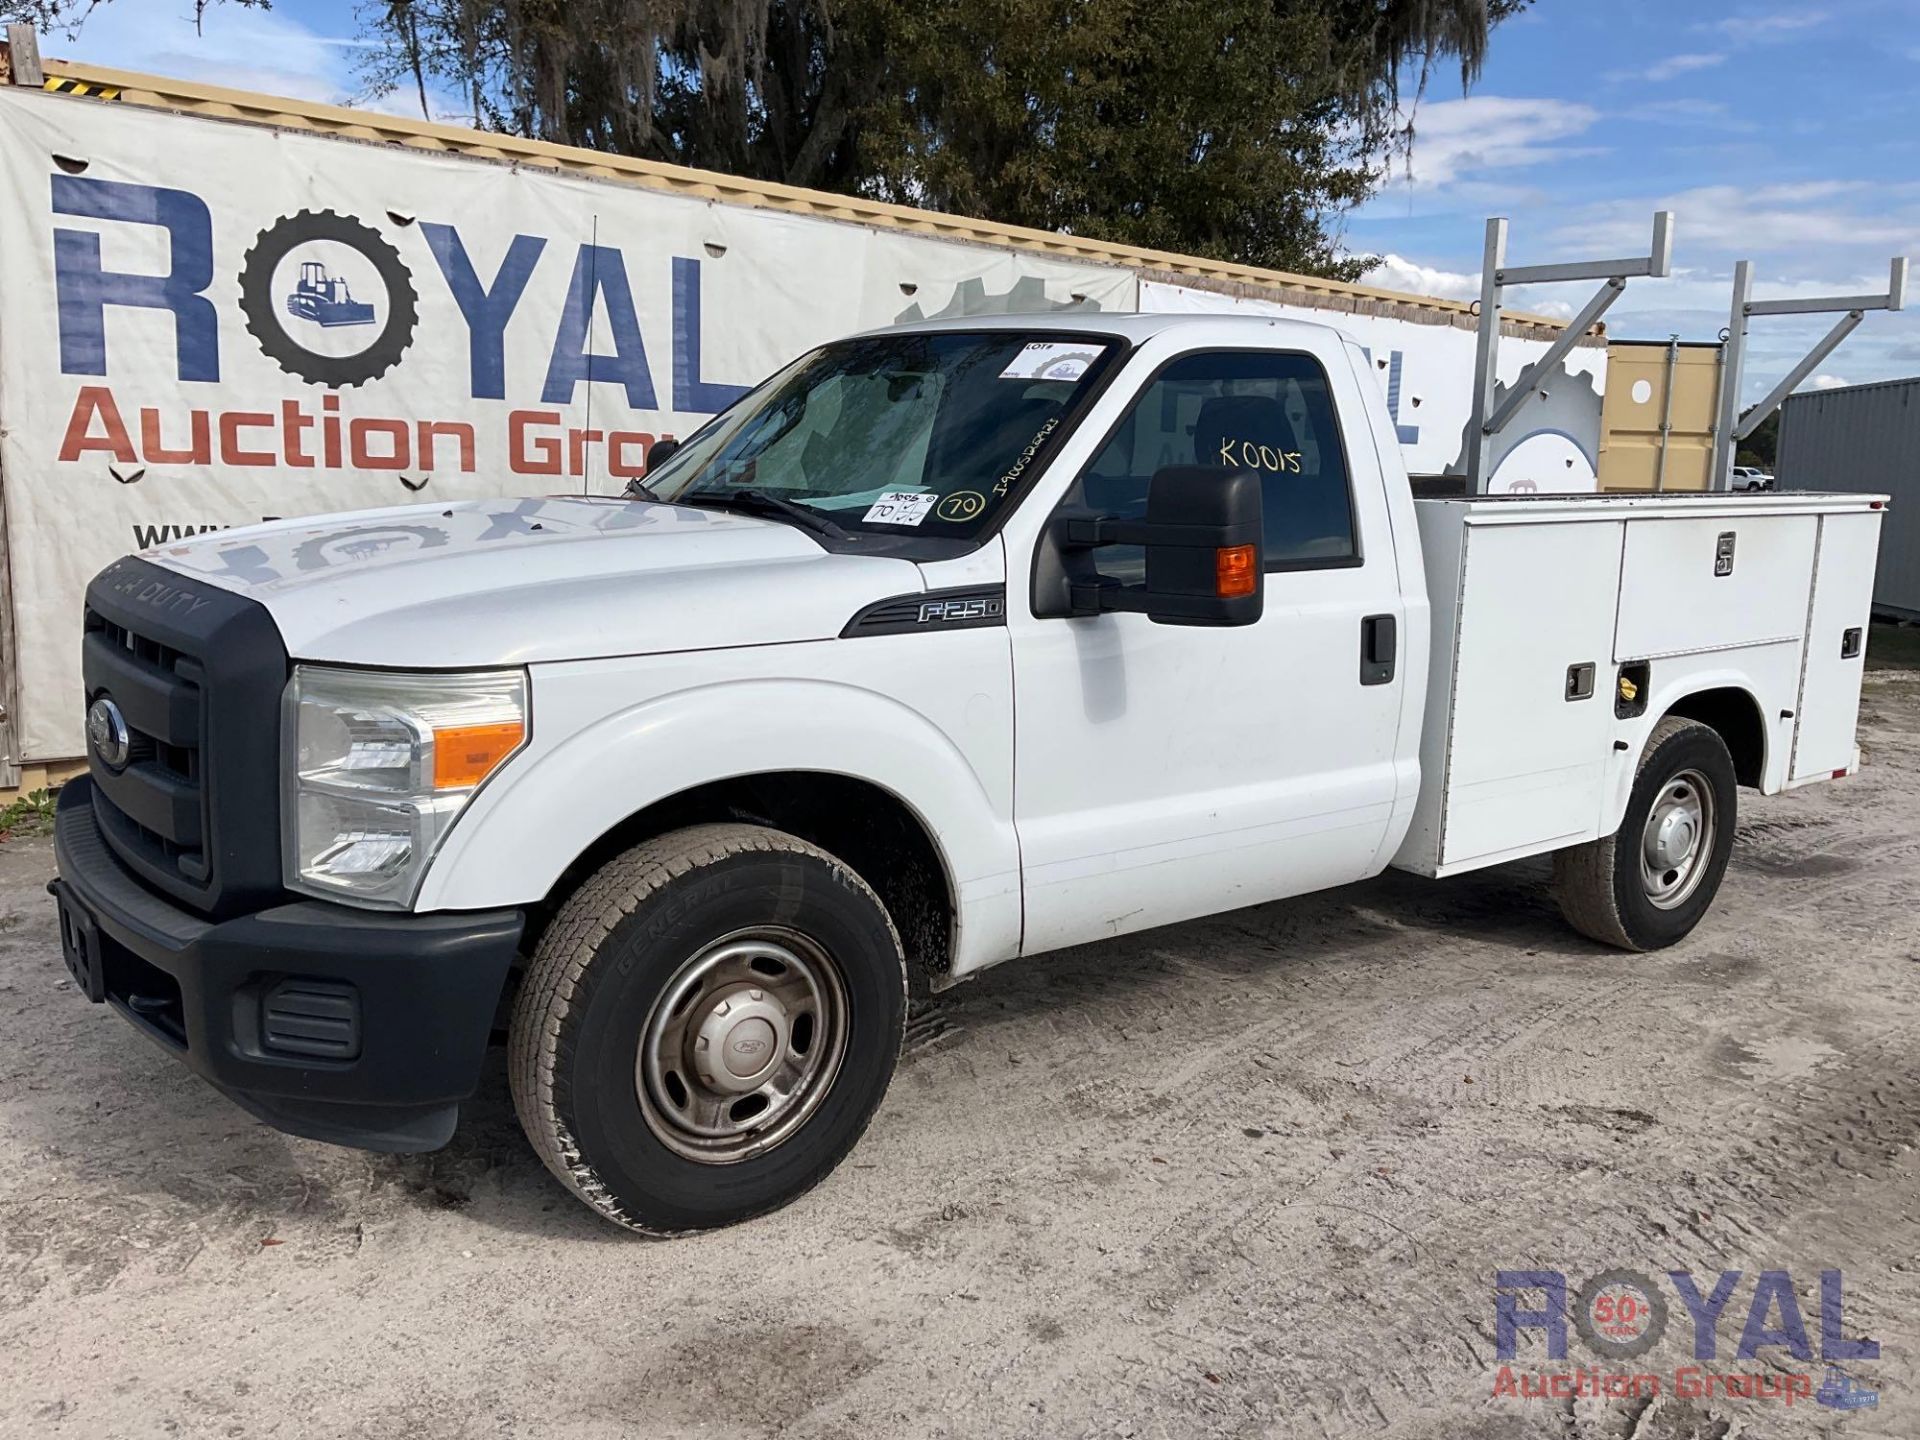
top-left (4, 672), bottom-right (1918, 1439)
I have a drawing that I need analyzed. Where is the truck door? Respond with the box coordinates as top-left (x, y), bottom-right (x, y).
top-left (1009, 344), bottom-right (1408, 954)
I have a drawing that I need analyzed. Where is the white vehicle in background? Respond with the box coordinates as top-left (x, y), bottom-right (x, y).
top-left (1732, 466), bottom-right (1775, 491)
top-left (51, 314), bottom-right (1884, 1234)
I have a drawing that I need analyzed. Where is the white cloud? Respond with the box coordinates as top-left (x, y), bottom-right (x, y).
top-left (354, 85), bottom-right (477, 127)
top-left (1617, 98), bottom-right (1757, 134)
top-left (35, 3), bottom-right (465, 121)
top-left (1364, 254), bottom-right (1579, 322)
top-left (1365, 253), bottom-right (1480, 301)
top-left (1594, 268), bottom-right (1908, 403)
top-left (1652, 52), bottom-right (1727, 79)
top-left (1382, 97), bottom-right (1604, 193)
top-left (1809, 373), bottom-right (1850, 390)
top-left (1357, 249), bottom-right (1917, 404)
top-left (1705, 11), bottom-right (1827, 40)
top-left (39, 4), bottom-right (371, 105)
top-left (1353, 17), bottom-right (1917, 394)
top-left (1609, 52), bottom-right (1727, 84)
top-left (1549, 181), bottom-right (1920, 260)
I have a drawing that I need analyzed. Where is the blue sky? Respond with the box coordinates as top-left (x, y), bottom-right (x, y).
top-left (1352, 1), bottom-right (1920, 397)
top-left (34, 0), bottom-right (1920, 398)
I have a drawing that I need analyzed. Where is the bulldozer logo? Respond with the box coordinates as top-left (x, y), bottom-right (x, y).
top-left (238, 210), bottom-right (419, 388)
top-left (288, 260), bottom-right (375, 329)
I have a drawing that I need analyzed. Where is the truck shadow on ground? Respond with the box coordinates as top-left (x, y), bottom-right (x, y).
top-left (0, 842), bottom-right (1611, 1265)
top-left (400, 814), bottom-right (1855, 1239)
top-left (429, 853), bottom-right (1586, 1237)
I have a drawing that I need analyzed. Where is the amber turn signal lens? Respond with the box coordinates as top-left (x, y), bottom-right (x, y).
top-left (433, 720), bottom-right (525, 789)
top-left (1215, 544), bottom-right (1257, 598)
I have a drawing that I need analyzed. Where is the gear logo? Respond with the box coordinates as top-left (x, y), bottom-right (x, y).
top-left (238, 210), bottom-right (419, 388)
top-left (892, 274), bottom-right (1097, 325)
top-left (294, 523), bottom-right (449, 572)
top-left (1572, 1269), bottom-right (1668, 1361)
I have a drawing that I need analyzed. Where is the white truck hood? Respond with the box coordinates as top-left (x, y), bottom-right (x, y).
top-left (143, 496), bottom-right (925, 666)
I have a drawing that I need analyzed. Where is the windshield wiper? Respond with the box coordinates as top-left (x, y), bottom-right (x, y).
top-left (677, 488), bottom-right (849, 541)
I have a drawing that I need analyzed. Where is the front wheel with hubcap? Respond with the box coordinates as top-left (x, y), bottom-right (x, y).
top-left (509, 824), bottom-right (907, 1234)
top-left (1554, 716), bottom-right (1739, 951)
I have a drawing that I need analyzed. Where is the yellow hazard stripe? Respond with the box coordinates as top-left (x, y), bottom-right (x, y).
top-left (43, 77), bottom-right (122, 101)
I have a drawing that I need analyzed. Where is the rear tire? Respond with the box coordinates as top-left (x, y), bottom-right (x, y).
top-left (509, 823), bottom-right (907, 1234)
top-left (1554, 717), bottom-right (1738, 951)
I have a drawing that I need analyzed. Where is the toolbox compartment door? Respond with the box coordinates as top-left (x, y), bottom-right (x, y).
top-left (1615, 514), bottom-right (1817, 660)
top-left (1439, 520), bottom-right (1624, 867)
top-left (1790, 512), bottom-right (1880, 781)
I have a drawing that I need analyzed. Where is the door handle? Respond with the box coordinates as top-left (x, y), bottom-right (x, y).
top-left (1360, 614), bottom-right (1397, 686)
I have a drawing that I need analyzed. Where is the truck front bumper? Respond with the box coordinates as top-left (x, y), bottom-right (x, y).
top-left (50, 778), bottom-right (524, 1153)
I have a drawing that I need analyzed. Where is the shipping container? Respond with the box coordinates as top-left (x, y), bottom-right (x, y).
top-left (0, 38), bottom-right (1604, 786)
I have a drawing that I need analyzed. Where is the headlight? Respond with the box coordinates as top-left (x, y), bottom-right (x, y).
top-left (282, 665), bottom-right (528, 908)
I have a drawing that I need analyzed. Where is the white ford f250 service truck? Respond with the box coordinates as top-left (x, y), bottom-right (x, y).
top-left (51, 314), bottom-right (1884, 1234)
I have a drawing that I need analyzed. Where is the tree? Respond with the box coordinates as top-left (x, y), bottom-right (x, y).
top-left (1736, 406), bottom-right (1779, 470)
top-left (6, 0), bottom-right (264, 35)
top-left (845, 0), bottom-right (1385, 275)
top-left (364, 0), bottom-right (1527, 276)
top-left (5, 0), bottom-right (1528, 276)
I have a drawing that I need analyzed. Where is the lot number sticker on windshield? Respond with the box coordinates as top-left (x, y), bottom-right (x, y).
top-left (863, 491), bottom-right (937, 526)
top-left (999, 342), bottom-right (1099, 382)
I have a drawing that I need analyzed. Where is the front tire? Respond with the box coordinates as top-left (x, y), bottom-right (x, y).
top-left (509, 824), bottom-right (907, 1234)
top-left (1554, 717), bottom-right (1738, 951)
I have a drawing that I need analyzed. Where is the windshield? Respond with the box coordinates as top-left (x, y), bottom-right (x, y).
top-left (646, 330), bottom-right (1121, 537)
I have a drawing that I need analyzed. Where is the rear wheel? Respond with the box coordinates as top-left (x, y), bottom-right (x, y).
top-left (1554, 717), bottom-right (1738, 951)
top-left (509, 823), bottom-right (907, 1234)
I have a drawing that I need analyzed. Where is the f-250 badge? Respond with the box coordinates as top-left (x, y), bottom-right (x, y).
top-left (920, 596), bottom-right (1004, 624)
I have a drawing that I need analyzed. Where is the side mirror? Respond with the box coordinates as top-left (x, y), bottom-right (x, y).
top-left (625, 437), bottom-right (682, 498)
top-left (1062, 465), bottom-right (1264, 626)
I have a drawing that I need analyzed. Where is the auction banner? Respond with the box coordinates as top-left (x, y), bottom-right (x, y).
top-left (0, 90), bottom-right (1136, 761)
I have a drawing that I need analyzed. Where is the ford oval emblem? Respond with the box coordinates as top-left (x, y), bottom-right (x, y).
top-left (87, 695), bottom-right (130, 770)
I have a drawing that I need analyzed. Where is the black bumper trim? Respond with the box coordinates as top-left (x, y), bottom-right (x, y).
top-left (54, 777), bottom-right (524, 1153)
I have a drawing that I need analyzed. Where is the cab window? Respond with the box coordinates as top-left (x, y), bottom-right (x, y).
top-left (647, 331), bottom-right (1121, 538)
top-left (1076, 350), bottom-right (1359, 581)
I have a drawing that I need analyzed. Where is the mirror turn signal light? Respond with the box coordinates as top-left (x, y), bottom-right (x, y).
top-left (1215, 544), bottom-right (1257, 598)
top-left (433, 720), bottom-right (526, 789)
